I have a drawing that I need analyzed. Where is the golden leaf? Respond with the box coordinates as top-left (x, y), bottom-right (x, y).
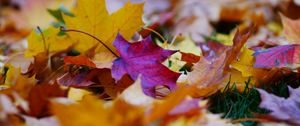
top-left (63, 0), bottom-right (144, 53)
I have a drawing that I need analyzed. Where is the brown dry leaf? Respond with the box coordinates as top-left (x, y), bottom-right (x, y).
top-left (27, 83), bottom-right (67, 118)
top-left (23, 52), bottom-right (51, 82)
top-left (94, 68), bottom-right (134, 98)
top-left (199, 40), bottom-right (229, 60)
top-left (187, 52), bottom-right (227, 97)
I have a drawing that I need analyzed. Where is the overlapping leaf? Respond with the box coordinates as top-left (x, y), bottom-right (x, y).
top-left (253, 44), bottom-right (300, 69)
top-left (112, 34), bottom-right (180, 97)
top-left (281, 14), bottom-right (300, 43)
top-left (257, 87), bottom-right (300, 125)
top-left (63, 0), bottom-right (144, 53)
top-left (25, 27), bottom-right (73, 57)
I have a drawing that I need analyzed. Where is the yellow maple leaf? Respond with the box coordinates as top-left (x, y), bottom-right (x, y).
top-left (25, 27), bottom-right (73, 57)
top-left (52, 95), bottom-right (111, 126)
top-left (52, 95), bottom-right (144, 126)
top-left (231, 47), bottom-right (255, 77)
top-left (63, 0), bottom-right (144, 53)
top-left (281, 14), bottom-right (300, 43)
top-left (67, 88), bottom-right (92, 101)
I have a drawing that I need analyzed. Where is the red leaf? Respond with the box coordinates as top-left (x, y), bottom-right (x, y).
top-left (57, 68), bottom-right (133, 98)
top-left (180, 52), bottom-right (200, 64)
top-left (199, 41), bottom-right (228, 60)
top-left (64, 55), bottom-right (96, 68)
top-left (112, 34), bottom-right (180, 97)
top-left (253, 44), bottom-right (300, 69)
top-left (28, 83), bottom-right (67, 118)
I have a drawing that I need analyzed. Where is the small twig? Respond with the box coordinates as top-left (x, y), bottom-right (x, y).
top-left (142, 27), bottom-right (167, 42)
top-left (231, 118), bottom-right (270, 123)
top-left (37, 26), bottom-right (48, 54)
top-left (60, 26), bottom-right (119, 57)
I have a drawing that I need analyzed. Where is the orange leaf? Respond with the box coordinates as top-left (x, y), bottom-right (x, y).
top-left (180, 52), bottom-right (200, 64)
top-left (224, 27), bottom-right (252, 72)
top-left (281, 13), bottom-right (300, 43)
top-left (145, 86), bottom-right (192, 124)
top-left (64, 55), bottom-right (96, 68)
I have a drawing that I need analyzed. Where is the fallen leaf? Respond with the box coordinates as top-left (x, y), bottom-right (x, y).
top-left (145, 86), bottom-right (193, 124)
top-left (120, 76), bottom-right (155, 106)
top-left (112, 34), bottom-right (180, 97)
top-left (257, 87), bottom-right (300, 125)
top-left (199, 40), bottom-right (228, 60)
top-left (27, 83), bottom-right (67, 118)
top-left (169, 98), bottom-right (203, 116)
top-left (224, 28), bottom-right (252, 72)
top-left (57, 71), bottom-right (94, 87)
top-left (67, 88), bottom-right (92, 101)
top-left (0, 66), bottom-right (36, 99)
top-left (180, 52), bottom-right (200, 65)
top-left (0, 8), bottom-right (31, 44)
top-left (166, 37), bottom-right (201, 55)
top-left (64, 55), bottom-right (96, 68)
top-left (63, 0), bottom-right (144, 53)
top-left (51, 95), bottom-right (112, 126)
top-left (171, 0), bottom-right (218, 42)
top-left (57, 68), bottom-right (133, 98)
top-left (231, 47), bottom-right (255, 77)
top-left (23, 52), bottom-right (51, 82)
top-left (253, 44), bottom-right (300, 69)
top-left (281, 14), bottom-right (300, 43)
top-left (187, 52), bottom-right (228, 96)
top-left (25, 27), bottom-right (73, 57)
top-left (52, 95), bottom-right (144, 126)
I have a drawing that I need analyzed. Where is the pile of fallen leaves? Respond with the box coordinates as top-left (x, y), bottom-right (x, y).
top-left (1, 0), bottom-right (300, 126)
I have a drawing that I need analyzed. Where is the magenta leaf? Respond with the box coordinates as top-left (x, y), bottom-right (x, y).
top-left (112, 34), bottom-right (180, 97)
top-left (253, 44), bottom-right (300, 69)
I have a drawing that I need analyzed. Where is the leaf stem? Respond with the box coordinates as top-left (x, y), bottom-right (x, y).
top-left (60, 26), bottom-right (119, 57)
top-left (37, 26), bottom-right (48, 54)
top-left (231, 118), bottom-right (270, 123)
top-left (142, 27), bottom-right (167, 42)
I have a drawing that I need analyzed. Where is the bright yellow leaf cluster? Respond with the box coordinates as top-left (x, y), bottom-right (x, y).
top-left (63, 0), bottom-right (144, 53)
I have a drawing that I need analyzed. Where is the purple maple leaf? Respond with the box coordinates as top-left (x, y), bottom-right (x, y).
top-left (112, 34), bottom-right (180, 97)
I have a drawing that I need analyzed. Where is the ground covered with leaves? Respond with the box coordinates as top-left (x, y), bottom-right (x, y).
top-left (1, 0), bottom-right (300, 126)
